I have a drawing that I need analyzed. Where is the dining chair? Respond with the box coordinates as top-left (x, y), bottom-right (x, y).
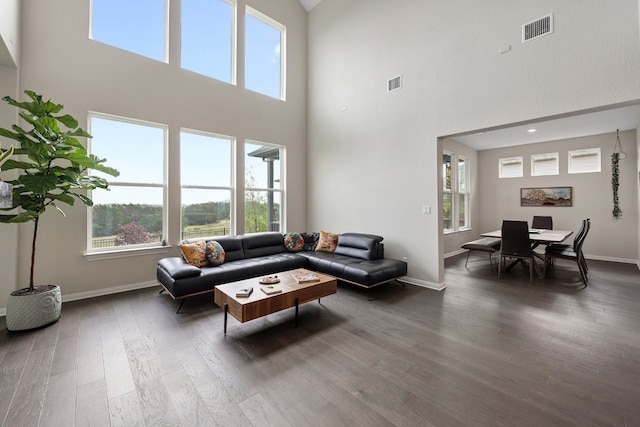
top-left (532, 215), bottom-right (553, 230)
top-left (498, 220), bottom-right (538, 284)
top-left (543, 218), bottom-right (590, 286)
top-left (531, 216), bottom-right (553, 251)
top-left (548, 218), bottom-right (590, 274)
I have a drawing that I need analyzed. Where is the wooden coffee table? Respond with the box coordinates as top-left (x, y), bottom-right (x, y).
top-left (213, 268), bottom-right (337, 335)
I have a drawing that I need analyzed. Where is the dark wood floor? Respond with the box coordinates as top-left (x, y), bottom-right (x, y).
top-left (1, 256), bottom-right (640, 426)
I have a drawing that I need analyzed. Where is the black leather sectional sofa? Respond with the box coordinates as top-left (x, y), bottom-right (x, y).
top-left (156, 231), bottom-right (407, 311)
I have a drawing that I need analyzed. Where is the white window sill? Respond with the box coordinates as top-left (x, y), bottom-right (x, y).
top-left (444, 228), bottom-right (472, 236)
top-left (84, 245), bottom-right (172, 261)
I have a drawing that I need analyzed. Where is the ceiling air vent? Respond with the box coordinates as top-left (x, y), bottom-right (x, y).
top-left (387, 75), bottom-right (402, 92)
top-left (522, 14), bottom-right (553, 43)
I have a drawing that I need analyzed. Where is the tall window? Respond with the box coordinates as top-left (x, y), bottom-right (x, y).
top-left (245, 7), bottom-right (286, 100)
top-left (90, 0), bottom-right (167, 62)
top-left (457, 155), bottom-right (469, 230)
top-left (245, 141), bottom-right (283, 233)
top-left (443, 152), bottom-right (469, 233)
top-left (182, 0), bottom-right (235, 83)
top-left (181, 131), bottom-right (234, 239)
top-left (88, 115), bottom-right (167, 250)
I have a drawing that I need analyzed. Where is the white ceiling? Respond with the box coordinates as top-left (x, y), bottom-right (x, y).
top-left (449, 103), bottom-right (640, 151)
top-left (299, 0), bottom-right (322, 12)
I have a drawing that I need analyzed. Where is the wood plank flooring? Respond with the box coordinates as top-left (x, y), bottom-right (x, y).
top-left (1, 256), bottom-right (640, 426)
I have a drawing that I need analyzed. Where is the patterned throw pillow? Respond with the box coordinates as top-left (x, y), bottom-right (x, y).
top-left (315, 230), bottom-right (339, 253)
top-left (179, 240), bottom-right (208, 267)
top-left (205, 240), bottom-right (226, 266)
top-left (284, 232), bottom-right (304, 252)
top-left (301, 232), bottom-right (319, 251)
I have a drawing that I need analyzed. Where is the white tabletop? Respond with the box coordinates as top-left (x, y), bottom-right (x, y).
top-left (481, 229), bottom-right (573, 244)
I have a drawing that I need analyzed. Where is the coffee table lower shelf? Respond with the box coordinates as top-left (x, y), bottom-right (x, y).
top-left (213, 269), bottom-right (337, 335)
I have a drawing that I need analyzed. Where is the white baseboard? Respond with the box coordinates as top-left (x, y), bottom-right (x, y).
top-left (583, 254), bottom-right (638, 265)
top-left (448, 250), bottom-right (639, 267)
top-left (445, 249), bottom-right (467, 258)
top-left (0, 280), bottom-right (161, 316)
top-left (397, 276), bottom-right (447, 291)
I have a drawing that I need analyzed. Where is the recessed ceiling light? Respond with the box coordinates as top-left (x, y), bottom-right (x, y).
top-left (527, 128), bottom-right (537, 133)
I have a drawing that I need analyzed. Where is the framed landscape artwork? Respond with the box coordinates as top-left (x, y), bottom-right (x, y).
top-left (520, 187), bottom-right (572, 207)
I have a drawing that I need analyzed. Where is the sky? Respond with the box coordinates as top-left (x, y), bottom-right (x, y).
top-left (89, 0), bottom-right (283, 206)
top-left (91, 0), bottom-right (282, 95)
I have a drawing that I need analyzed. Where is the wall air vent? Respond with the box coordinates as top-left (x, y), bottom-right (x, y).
top-left (522, 14), bottom-right (553, 43)
top-left (387, 75), bottom-right (402, 92)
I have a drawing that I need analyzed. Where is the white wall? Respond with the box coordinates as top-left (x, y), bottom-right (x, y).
top-left (307, 0), bottom-right (640, 286)
top-left (477, 131), bottom-right (638, 263)
top-left (0, 0), bottom-right (20, 67)
top-left (0, 0), bottom-right (307, 311)
top-left (0, 64), bottom-right (19, 313)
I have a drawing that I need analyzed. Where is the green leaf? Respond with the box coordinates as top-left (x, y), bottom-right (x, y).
top-left (68, 128), bottom-right (92, 138)
top-left (0, 128), bottom-right (19, 141)
top-left (0, 212), bottom-right (37, 223)
top-left (49, 193), bottom-right (75, 206)
top-left (18, 174), bottom-right (59, 193)
top-left (43, 100), bottom-right (64, 114)
top-left (74, 193), bottom-right (94, 206)
top-left (0, 159), bottom-right (34, 171)
top-left (56, 114), bottom-right (78, 129)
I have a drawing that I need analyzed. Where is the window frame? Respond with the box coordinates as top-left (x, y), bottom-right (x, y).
top-left (180, 128), bottom-right (236, 239)
top-left (498, 156), bottom-right (524, 178)
top-left (457, 155), bottom-right (470, 231)
top-left (443, 151), bottom-right (470, 234)
top-left (531, 152), bottom-right (559, 176)
top-left (86, 112), bottom-right (168, 253)
top-left (181, 0), bottom-right (237, 84)
top-left (244, 140), bottom-right (285, 234)
top-left (244, 6), bottom-right (287, 101)
top-left (568, 147), bottom-right (601, 174)
top-left (89, 0), bottom-right (169, 63)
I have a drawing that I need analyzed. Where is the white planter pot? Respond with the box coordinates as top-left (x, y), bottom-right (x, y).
top-left (6, 285), bottom-right (62, 331)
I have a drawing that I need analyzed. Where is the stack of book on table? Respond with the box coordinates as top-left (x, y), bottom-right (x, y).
top-left (261, 285), bottom-right (282, 295)
top-left (236, 287), bottom-right (253, 298)
top-left (291, 272), bottom-right (320, 284)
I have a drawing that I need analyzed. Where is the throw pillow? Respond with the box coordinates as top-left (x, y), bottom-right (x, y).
top-left (301, 232), bottom-right (319, 251)
top-left (205, 240), bottom-right (226, 266)
top-left (315, 230), bottom-right (339, 253)
top-left (284, 232), bottom-right (304, 252)
top-left (179, 240), bottom-right (208, 267)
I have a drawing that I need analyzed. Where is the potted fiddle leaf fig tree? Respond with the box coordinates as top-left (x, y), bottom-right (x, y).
top-left (0, 90), bottom-right (119, 331)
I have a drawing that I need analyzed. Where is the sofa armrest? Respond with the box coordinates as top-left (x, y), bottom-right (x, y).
top-left (158, 257), bottom-right (201, 280)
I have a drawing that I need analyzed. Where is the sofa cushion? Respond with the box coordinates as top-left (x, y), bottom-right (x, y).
top-left (334, 233), bottom-right (383, 260)
top-left (179, 240), bottom-right (208, 267)
top-left (209, 235), bottom-right (245, 262)
top-left (242, 232), bottom-right (286, 258)
top-left (315, 230), bottom-right (339, 253)
top-left (284, 232), bottom-right (304, 252)
top-left (205, 240), bottom-right (225, 265)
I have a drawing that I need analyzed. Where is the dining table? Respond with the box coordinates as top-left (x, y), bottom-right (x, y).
top-left (480, 228), bottom-right (574, 275)
top-left (480, 228), bottom-right (573, 245)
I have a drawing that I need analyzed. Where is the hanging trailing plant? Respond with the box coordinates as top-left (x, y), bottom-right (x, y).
top-left (611, 152), bottom-right (621, 220)
top-left (611, 129), bottom-right (625, 221)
